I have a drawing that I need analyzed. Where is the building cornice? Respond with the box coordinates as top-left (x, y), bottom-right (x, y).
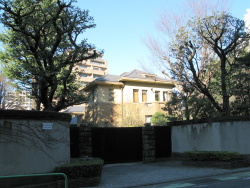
top-left (83, 80), bottom-right (123, 91)
top-left (118, 77), bottom-right (174, 85)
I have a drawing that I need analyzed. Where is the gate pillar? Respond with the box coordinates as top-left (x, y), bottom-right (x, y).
top-left (142, 126), bottom-right (155, 163)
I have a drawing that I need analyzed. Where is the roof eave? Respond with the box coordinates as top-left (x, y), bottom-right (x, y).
top-left (119, 78), bottom-right (174, 86)
top-left (83, 81), bottom-right (123, 91)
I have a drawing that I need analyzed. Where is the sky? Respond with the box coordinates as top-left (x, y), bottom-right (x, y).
top-left (76, 0), bottom-right (250, 76)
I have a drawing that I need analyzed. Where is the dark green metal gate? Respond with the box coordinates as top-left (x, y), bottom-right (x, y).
top-left (91, 127), bottom-right (143, 163)
top-left (155, 126), bottom-right (172, 158)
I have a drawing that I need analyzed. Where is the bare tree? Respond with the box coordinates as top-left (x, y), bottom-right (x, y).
top-left (186, 12), bottom-right (249, 115)
top-left (144, 0), bottom-right (250, 118)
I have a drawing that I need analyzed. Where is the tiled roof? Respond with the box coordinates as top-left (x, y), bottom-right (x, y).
top-left (120, 69), bottom-right (169, 81)
top-left (95, 74), bottom-right (121, 82)
top-left (84, 69), bottom-right (173, 91)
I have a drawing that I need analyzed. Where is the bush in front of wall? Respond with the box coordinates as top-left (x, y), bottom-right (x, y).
top-left (183, 151), bottom-right (244, 162)
top-left (55, 158), bottom-right (104, 186)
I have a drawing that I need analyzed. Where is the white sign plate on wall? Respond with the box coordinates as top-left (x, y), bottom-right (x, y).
top-left (42, 123), bottom-right (53, 130)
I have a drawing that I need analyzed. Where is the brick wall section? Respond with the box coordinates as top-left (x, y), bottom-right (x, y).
top-left (79, 127), bottom-right (92, 157)
top-left (142, 126), bottom-right (156, 163)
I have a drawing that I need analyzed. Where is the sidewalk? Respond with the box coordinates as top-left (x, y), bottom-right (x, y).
top-left (89, 159), bottom-right (250, 188)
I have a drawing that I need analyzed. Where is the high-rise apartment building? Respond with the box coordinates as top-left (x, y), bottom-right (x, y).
top-left (76, 56), bottom-right (108, 87)
top-left (63, 55), bottom-right (108, 123)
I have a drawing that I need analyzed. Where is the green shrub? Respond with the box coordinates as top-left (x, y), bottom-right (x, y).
top-left (151, 112), bottom-right (170, 126)
top-left (55, 158), bottom-right (104, 179)
top-left (184, 151), bottom-right (243, 162)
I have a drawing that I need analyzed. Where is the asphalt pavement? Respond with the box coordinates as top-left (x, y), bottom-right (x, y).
top-left (139, 170), bottom-right (250, 187)
top-left (88, 159), bottom-right (250, 188)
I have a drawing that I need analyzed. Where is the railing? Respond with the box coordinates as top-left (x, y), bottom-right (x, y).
top-left (0, 173), bottom-right (68, 188)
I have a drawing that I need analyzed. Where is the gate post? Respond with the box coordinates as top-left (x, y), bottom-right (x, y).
top-left (79, 127), bottom-right (92, 157)
top-left (142, 126), bottom-right (155, 163)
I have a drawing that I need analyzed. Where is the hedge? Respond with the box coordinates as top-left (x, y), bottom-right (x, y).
top-left (183, 151), bottom-right (243, 162)
top-left (55, 158), bottom-right (104, 179)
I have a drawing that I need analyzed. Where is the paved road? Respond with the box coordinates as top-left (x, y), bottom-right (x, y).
top-left (88, 160), bottom-right (250, 188)
top-left (138, 171), bottom-right (250, 188)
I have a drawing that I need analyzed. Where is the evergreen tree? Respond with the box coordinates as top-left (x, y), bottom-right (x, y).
top-left (0, 0), bottom-right (100, 111)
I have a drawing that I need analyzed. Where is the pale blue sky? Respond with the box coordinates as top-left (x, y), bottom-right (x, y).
top-left (76, 0), bottom-right (250, 76)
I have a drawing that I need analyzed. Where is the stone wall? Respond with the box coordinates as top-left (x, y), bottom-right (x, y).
top-left (0, 109), bottom-right (71, 176)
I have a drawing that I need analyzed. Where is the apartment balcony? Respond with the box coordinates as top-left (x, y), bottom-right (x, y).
top-left (83, 61), bottom-right (107, 68)
top-left (93, 70), bottom-right (107, 76)
top-left (81, 69), bottom-right (94, 74)
top-left (81, 69), bottom-right (107, 76)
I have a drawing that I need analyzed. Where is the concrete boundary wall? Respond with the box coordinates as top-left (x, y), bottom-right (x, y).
top-left (0, 109), bottom-right (71, 176)
top-left (171, 116), bottom-right (250, 155)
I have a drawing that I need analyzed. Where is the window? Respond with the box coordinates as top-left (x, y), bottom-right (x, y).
top-left (104, 121), bottom-right (109, 127)
top-left (133, 89), bottom-right (139, 103)
top-left (145, 115), bottom-right (152, 123)
top-left (80, 82), bottom-right (86, 86)
top-left (109, 89), bottom-right (114, 101)
top-left (93, 67), bottom-right (100, 70)
top-left (80, 74), bottom-right (89, 77)
top-left (79, 65), bottom-right (88, 69)
top-left (91, 89), bottom-right (96, 102)
top-left (155, 91), bottom-right (160, 101)
top-left (163, 91), bottom-right (168, 101)
top-left (142, 90), bottom-right (147, 102)
top-left (91, 61), bottom-right (103, 66)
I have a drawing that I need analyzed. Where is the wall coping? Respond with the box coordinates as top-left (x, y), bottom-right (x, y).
top-left (0, 109), bottom-right (71, 122)
top-left (168, 116), bottom-right (250, 126)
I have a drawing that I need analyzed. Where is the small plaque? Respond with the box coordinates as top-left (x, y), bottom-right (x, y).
top-left (42, 123), bottom-right (53, 130)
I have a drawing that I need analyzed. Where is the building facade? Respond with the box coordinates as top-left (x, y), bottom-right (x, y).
top-left (76, 56), bottom-right (108, 87)
top-left (63, 55), bottom-right (108, 120)
top-left (84, 69), bottom-right (175, 127)
top-left (3, 91), bottom-right (32, 110)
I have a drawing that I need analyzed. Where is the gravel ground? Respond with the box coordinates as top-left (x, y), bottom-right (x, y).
top-left (88, 159), bottom-right (250, 188)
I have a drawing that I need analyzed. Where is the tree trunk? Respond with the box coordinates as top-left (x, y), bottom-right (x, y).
top-left (183, 95), bottom-right (190, 120)
top-left (220, 58), bottom-right (230, 116)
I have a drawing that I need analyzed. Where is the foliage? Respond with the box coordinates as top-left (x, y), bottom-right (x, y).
top-left (171, 12), bottom-right (249, 116)
top-left (164, 89), bottom-right (219, 120)
top-left (55, 158), bottom-right (104, 179)
top-left (160, 12), bottom-right (250, 118)
top-left (184, 151), bottom-right (243, 162)
top-left (163, 92), bottom-right (183, 120)
top-left (0, 0), bottom-right (101, 111)
top-left (146, 1), bottom-right (233, 120)
top-left (230, 52), bottom-right (250, 116)
top-left (151, 111), bottom-right (170, 126)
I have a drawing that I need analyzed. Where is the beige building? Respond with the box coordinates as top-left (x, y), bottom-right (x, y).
top-left (3, 91), bottom-right (32, 110)
top-left (84, 69), bottom-right (175, 127)
top-left (76, 56), bottom-right (108, 87)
